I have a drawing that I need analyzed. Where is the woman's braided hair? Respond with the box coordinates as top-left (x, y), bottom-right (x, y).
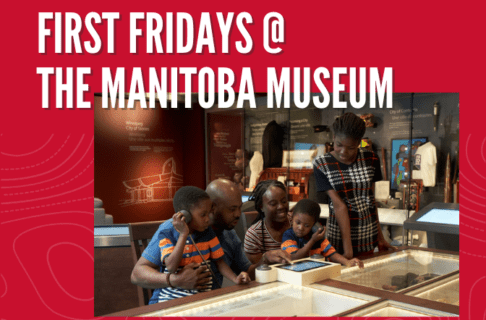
top-left (248, 179), bottom-right (286, 225)
top-left (332, 113), bottom-right (366, 141)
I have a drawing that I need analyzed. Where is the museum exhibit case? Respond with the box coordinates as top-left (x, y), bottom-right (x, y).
top-left (335, 249), bottom-right (459, 291)
top-left (106, 247), bottom-right (459, 317)
top-left (406, 273), bottom-right (459, 306)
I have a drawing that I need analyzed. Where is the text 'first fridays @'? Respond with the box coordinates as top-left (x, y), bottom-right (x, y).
top-left (36, 12), bottom-right (393, 109)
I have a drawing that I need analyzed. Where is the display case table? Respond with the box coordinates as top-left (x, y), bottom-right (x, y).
top-left (105, 247), bottom-right (459, 317)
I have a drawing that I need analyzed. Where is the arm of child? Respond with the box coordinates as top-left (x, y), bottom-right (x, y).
top-left (291, 227), bottom-right (327, 260)
top-left (164, 213), bottom-right (190, 274)
top-left (326, 190), bottom-right (353, 259)
top-left (215, 259), bottom-right (250, 284)
top-left (329, 253), bottom-right (364, 269)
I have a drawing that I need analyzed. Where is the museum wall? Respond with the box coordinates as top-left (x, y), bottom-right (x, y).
top-left (206, 112), bottom-right (243, 183)
top-left (94, 95), bottom-right (205, 223)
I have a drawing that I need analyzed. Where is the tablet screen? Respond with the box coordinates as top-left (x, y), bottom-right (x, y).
top-left (276, 260), bottom-right (331, 272)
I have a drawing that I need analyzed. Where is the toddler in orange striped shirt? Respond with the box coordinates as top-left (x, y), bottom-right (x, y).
top-left (282, 199), bottom-right (364, 268)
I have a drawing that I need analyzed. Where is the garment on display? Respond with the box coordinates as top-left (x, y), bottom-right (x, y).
top-left (249, 151), bottom-right (263, 189)
top-left (262, 120), bottom-right (285, 169)
top-left (412, 142), bottom-right (437, 187)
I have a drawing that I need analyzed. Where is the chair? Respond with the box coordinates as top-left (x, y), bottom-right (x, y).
top-left (244, 211), bottom-right (259, 228)
top-left (241, 200), bottom-right (255, 213)
top-left (128, 220), bottom-right (165, 306)
top-left (234, 212), bottom-right (248, 243)
top-left (233, 201), bottom-right (256, 242)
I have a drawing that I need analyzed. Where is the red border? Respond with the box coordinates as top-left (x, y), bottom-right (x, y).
top-left (1, 2), bottom-right (485, 319)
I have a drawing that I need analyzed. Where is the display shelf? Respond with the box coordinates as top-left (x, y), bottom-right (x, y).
top-left (256, 168), bottom-right (313, 202)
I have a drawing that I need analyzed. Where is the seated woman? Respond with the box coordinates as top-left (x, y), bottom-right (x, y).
top-left (244, 180), bottom-right (291, 264)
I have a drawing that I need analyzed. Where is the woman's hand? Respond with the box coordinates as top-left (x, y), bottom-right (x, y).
top-left (263, 250), bottom-right (292, 264)
top-left (172, 212), bottom-right (189, 236)
top-left (377, 238), bottom-right (396, 252)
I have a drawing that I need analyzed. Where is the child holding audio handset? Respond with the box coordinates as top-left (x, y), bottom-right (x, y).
top-left (155, 186), bottom-right (250, 303)
top-left (282, 199), bottom-right (364, 268)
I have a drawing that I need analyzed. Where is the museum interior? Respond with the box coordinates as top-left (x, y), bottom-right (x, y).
top-left (94, 92), bottom-right (459, 317)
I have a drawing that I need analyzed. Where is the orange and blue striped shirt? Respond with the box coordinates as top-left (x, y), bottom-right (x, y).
top-left (281, 228), bottom-right (336, 258)
top-left (159, 224), bottom-right (224, 266)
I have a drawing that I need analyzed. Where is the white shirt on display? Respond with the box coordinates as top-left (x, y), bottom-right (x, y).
top-left (412, 142), bottom-right (437, 187)
top-left (249, 151), bottom-right (264, 189)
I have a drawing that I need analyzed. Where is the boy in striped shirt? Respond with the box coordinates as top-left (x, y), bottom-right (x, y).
top-left (155, 186), bottom-right (250, 303)
top-left (281, 199), bottom-right (364, 268)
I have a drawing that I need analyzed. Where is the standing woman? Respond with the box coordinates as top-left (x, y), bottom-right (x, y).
top-left (313, 113), bottom-right (394, 259)
top-left (244, 180), bottom-right (290, 264)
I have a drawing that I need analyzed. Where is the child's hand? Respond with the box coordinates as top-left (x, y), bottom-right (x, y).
top-left (172, 211), bottom-right (190, 236)
top-left (311, 227), bottom-right (326, 243)
top-left (345, 258), bottom-right (364, 269)
top-left (235, 272), bottom-right (251, 285)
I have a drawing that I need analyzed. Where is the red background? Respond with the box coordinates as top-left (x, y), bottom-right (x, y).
top-left (1, 1), bottom-right (485, 319)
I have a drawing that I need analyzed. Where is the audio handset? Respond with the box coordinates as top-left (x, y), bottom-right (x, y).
top-left (312, 221), bottom-right (324, 234)
top-left (179, 209), bottom-right (192, 224)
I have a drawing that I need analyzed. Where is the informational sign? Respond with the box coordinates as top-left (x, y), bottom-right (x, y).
top-left (94, 96), bottom-right (184, 223)
top-left (207, 113), bottom-right (243, 182)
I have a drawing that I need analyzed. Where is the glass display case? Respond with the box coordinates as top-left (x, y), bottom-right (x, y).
top-left (406, 273), bottom-right (459, 306)
top-left (107, 248), bottom-right (459, 317)
top-left (345, 300), bottom-right (458, 317)
top-left (336, 249), bottom-right (459, 292)
top-left (138, 282), bottom-right (378, 317)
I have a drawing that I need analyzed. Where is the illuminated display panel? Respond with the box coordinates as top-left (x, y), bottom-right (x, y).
top-left (416, 209), bottom-right (459, 225)
top-left (276, 260), bottom-right (331, 272)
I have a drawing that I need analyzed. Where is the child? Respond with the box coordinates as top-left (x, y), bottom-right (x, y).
top-left (313, 112), bottom-right (394, 258)
top-left (154, 186), bottom-right (250, 304)
top-left (282, 199), bottom-right (364, 268)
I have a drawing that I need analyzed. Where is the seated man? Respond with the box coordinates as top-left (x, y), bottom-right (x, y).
top-left (131, 179), bottom-right (291, 303)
